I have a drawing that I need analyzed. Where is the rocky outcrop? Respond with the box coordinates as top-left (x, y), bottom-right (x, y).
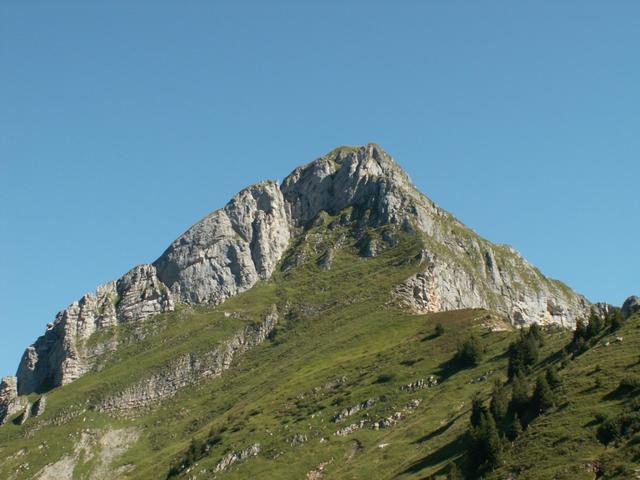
top-left (0, 376), bottom-right (25, 424)
top-left (333, 398), bottom-right (376, 422)
top-left (16, 264), bottom-right (174, 395)
top-left (33, 427), bottom-right (141, 480)
top-left (622, 296), bottom-right (640, 319)
top-left (16, 402), bottom-right (31, 425)
top-left (32, 395), bottom-right (47, 417)
top-left (154, 181), bottom-right (290, 304)
top-left (98, 307), bottom-right (278, 412)
top-left (401, 376), bottom-right (439, 392)
top-left (395, 246), bottom-right (591, 327)
top-left (281, 144), bottom-right (442, 234)
top-left (214, 444), bottom-right (260, 473)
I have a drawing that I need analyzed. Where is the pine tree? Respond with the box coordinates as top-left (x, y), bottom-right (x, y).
top-left (470, 394), bottom-right (486, 427)
top-left (545, 366), bottom-right (562, 389)
top-left (507, 341), bottom-right (525, 379)
top-left (587, 313), bottom-right (603, 339)
top-left (510, 372), bottom-right (529, 416)
top-left (480, 411), bottom-right (503, 470)
top-left (490, 380), bottom-right (509, 422)
top-left (611, 310), bottom-right (624, 331)
top-left (533, 374), bottom-right (556, 414)
top-left (528, 322), bottom-right (544, 346)
top-left (455, 336), bottom-right (482, 367)
top-left (509, 412), bottom-right (523, 440)
top-left (522, 334), bottom-right (539, 366)
top-left (435, 323), bottom-right (445, 337)
top-left (573, 319), bottom-right (587, 347)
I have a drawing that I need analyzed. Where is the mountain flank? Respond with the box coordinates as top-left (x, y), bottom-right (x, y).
top-left (10, 145), bottom-right (593, 397)
top-left (1, 144), bottom-right (636, 480)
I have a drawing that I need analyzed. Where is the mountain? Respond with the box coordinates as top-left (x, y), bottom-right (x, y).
top-left (11, 145), bottom-right (591, 396)
top-left (1, 144), bottom-right (636, 480)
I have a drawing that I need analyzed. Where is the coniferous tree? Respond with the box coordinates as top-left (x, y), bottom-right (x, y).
top-left (470, 394), bottom-right (486, 428)
top-left (435, 323), bottom-right (445, 337)
top-left (490, 380), bottom-right (509, 422)
top-left (509, 413), bottom-right (523, 440)
top-left (522, 334), bottom-right (540, 366)
top-left (510, 372), bottom-right (529, 416)
top-left (545, 365), bottom-right (562, 389)
top-left (455, 336), bottom-right (482, 367)
top-left (528, 323), bottom-right (544, 346)
top-left (572, 319), bottom-right (588, 353)
top-left (507, 326), bottom-right (542, 378)
top-left (533, 374), bottom-right (556, 414)
top-left (611, 310), bottom-right (624, 331)
top-left (468, 411), bottom-right (503, 474)
top-left (507, 342), bottom-right (525, 379)
top-left (586, 313), bottom-right (603, 339)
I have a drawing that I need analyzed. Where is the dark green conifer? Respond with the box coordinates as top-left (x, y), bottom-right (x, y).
top-left (533, 374), bottom-right (556, 414)
top-left (490, 380), bottom-right (509, 421)
top-left (510, 372), bottom-right (529, 416)
top-left (545, 366), bottom-right (562, 389)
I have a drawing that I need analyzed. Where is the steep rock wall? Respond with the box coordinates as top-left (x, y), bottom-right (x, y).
top-left (16, 264), bottom-right (174, 395)
top-left (153, 181), bottom-right (290, 304)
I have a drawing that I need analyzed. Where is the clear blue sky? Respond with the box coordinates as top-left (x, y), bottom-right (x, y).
top-left (1, 1), bottom-right (639, 378)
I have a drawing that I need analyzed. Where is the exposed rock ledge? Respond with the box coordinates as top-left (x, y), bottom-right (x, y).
top-left (0, 376), bottom-right (25, 424)
top-left (395, 248), bottom-right (592, 328)
top-left (16, 264), bottom-right (174, 395)
top-left (98, 307), bottom-right (278, 412)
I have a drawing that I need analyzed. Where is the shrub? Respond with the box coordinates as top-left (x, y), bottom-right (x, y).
top-left (435, 323), bottom-right (445, 337)
top-left (374, 373), bottom-right (395, 384)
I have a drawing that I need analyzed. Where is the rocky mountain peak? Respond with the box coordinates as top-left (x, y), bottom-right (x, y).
top-left (8, 144), bottom-right (600, 400)
top-left (282, 143), bottom-right (435, 230)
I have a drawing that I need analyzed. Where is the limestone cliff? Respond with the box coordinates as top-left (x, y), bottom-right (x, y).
top-left (16, 264), bottom-right (174, 395)
top-left (153, 180), bottom-right (290, 304)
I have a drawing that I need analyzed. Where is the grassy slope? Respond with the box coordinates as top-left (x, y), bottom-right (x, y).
top-left (0, 223), bottom-right (638, 480)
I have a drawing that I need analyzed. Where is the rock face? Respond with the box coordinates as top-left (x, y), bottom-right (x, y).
top-left (17, 264), bottom-right (174, 395)
top-left (394, 247), bottom-right (591, 327)
top-left (32, 395), bottom-right (47, 417)
top-left (154, 181), bottom-right (290, 304)
top-left (0, 376), bottom-right (25, 424)
top-left (11, 143), bottom-right (595, 400)
top-left (622, 296), bottom-right (640, 319)
top-left (214, 444), bottom-right (260, 473)
top-left (281, 144), bottom-right (440, 233)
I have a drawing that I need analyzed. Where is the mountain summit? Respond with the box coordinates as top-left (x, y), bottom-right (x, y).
top-left (3, 145), bottom-right (637, 480)
top-left (12, 144), bottom-right (590, 398)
